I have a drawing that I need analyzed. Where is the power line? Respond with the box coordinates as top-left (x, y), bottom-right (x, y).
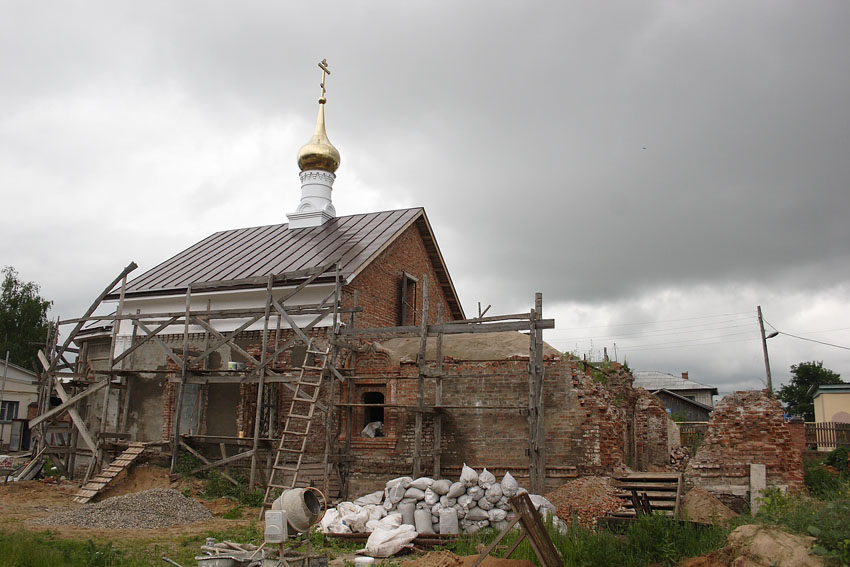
top-left (777, 332), bottom-right (850, 351)
top-left (552, 311), bottom-right (752, 331)
top-left (551, 321), bottom-right (758, 343)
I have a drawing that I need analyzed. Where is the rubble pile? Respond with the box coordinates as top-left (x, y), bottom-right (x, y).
top-left (33, 487), bottom-right (212, 529)
top-left (544, 477), bottom-right (622, 528)
top-left (322, 465), bottom-right (560, 536)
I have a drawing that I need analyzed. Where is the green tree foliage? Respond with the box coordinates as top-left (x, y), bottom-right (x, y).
top-left (776, 361), bottom-right (843, 421)
top-left (0, 266), bottom-right (52, 369)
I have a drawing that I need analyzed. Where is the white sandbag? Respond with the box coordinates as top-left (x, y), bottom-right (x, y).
top-left (431, 502), bottom-right (443, 516)
top-left (491, 520), bottom-right (512, 532)
top-left (355, 490), bottom-right (385, 506)
top-left (460, 463), bottom-right (478, 487)
top-left (397, 501), bottom-right (416, 526)
top-left (414, 509), bottom-right (435, 534)
top-left (465, 506), bottom-right (489, 521)
top-left (401, 497), bottom-right (417, 504)
top-left (424, 488), bottom-right (439, 505)
top-left (365, 525), bottom-right (418, 557)
top-left (440, 495), bottom-right (456, 508)
top-left (488, 508), bottom-right (507, 522)
top-left (453, 503), bottom-right (466, 519)
top-left (462, 520), bottom-right (482, 534)
top-left (498, 496), bottom-right (510, 508)
top-left (387, 483), bottom-right (406, 504)
top-left (404, 487), bottom-right (426, 500)
top-left (366, 512), bottom-right (402, 532)
top-left (466, 486), bottom-right (483, 501)
top-left (431, 515), bottom-right (438, 525)
top-left (431, 479), bottom-right (452, 495)
top-left (477, 497), bottom-right (493, 511)
top-left (447, 481), bottom-right (466, 498)
top-left (416, 500), bottom-right (429, 510)
top-left (516, 487), bottom-right (528, 496)
top-left (485, 483), bottom-right (503, 503)
top-left (338, 502), bottom-right (370, 533)
top-left (439, 508), bottom-right (459, 534)
top-left (365, 504), bottom-right (386, 522)
top-left (457, 494), bottom-right (473, 509)
top-left (386, 476), bottom-right (413, 489)
top-left (529, 495), bottom-right (557, 519)
top-left (321, 508), bottom-right (351, 534)
top-left (500, 472), bottom-right (519, 497)
top-left (478, 468), bottom-right (496, 489)
top-left (476, 520), bottom-right (490, 530)
top-left (408, 477), bottom-right (433, 491)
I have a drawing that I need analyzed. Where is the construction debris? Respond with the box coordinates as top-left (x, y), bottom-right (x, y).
top-left (679, 524), bottom-right (824, 567)
top-left (401, 551), bottom-right (536, 567)
top-left (32, 487), bottom-right (211, 529)
top-left (323, 467), bottom-right (562, 535)
top-left (544, 476), bottom-right (622, 528)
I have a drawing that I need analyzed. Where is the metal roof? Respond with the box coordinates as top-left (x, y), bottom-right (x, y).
top-left (632, 370), bottom-right (718, 395)
top-left (119, 208), bottom-right (464, 318)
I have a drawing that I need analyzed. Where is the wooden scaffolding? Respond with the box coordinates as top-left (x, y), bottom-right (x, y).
top-left (29, 262), bottom-right (554, 501)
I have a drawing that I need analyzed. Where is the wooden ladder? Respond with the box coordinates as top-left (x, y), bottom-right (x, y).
top-left (73, 443), bottom-right (146, 504)
top-left (262, 341), bottom-right (329, 510)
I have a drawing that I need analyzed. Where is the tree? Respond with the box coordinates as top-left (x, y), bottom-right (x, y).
top-left (776, 361), bottom-right (843, 421)
top-left (0, 266), bottom-right (52, 369)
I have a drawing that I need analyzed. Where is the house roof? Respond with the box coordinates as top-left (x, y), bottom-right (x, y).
top-left (632, 370), bottom-right (718, 395)
top-left (651, 388), bottom-right (714, 412)
top-left (117, 208), bottom-right (464, 319)
top-left (809, 383), bottom-right (850, 398)
top-left (0, 361), bottom-right (38, 383)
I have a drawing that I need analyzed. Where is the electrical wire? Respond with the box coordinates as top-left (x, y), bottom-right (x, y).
top-left (777, 332), bottom-right (850, 351)
top-left (552, 311), bottom-right (752, 331)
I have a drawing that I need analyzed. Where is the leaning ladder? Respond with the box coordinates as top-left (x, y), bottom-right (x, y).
top-left (262, 341), bottom-right (329, 510)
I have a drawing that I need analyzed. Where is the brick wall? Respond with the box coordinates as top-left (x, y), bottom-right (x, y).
top-left (343, 221), bottom-right (455, 328)
top-left (685, 390), bottom-right (805, 510)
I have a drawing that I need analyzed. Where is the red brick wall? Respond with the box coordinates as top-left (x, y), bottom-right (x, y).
top-left (343, 221), bottom-right (455, 328)
top-left (685, 390), bottom-right (805, 509)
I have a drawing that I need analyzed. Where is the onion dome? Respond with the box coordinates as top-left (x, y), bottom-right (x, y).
top-left (297, 97), bottom-right (340, 173)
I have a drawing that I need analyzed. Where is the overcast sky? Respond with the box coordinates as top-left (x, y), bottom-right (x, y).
top-left (2, 1), bottom-right (849, 397)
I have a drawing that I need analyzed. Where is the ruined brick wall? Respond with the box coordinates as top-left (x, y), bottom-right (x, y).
top-left (685, 390), bottom-right (805, 510)
top-left (340, 354), bottom-right (680, 495)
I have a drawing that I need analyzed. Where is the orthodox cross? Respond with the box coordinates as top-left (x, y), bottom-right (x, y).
top-left (318, 59), bottom-right (330, 102)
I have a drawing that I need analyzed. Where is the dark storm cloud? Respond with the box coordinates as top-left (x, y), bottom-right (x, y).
top-left (2, 0), bottom-right (849, 390)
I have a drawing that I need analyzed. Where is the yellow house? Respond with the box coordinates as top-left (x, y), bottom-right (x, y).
top-left (812, 384), bottom-right (850, 424)
top-left (810, 384), bottom-right (850, 450)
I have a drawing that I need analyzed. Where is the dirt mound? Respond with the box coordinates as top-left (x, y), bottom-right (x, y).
top-left (682, 487), bottom-right (738, 525)
top-left (32, 487), bottom-right (212, 529)
top-left (680, 524), bottom-right (823, 567)
top-left (401, 551), bottom-right (535, 567)
top-left (98, 464), bottom-right (174, 499)
top-left (544, 476), bottom-right (622, 528)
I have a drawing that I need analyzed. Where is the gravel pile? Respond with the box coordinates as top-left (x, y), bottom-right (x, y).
top-left (33, 488), bottom-right (212, 529)
top-left (545, 477), bottom-right (623, 528)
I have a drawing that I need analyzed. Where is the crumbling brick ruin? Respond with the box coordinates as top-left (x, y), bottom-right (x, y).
top-left (685, 389), bottom-right (805, 510)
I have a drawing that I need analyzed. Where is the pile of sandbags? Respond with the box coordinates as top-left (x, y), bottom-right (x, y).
top-left (322, 464), bottom-right (558, 535)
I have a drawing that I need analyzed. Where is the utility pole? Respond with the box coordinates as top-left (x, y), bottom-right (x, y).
top-left (757, 306), bottom-right (773, 394)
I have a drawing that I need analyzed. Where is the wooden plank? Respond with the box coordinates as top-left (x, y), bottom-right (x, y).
top-left (413, 276), bottom-right (429, 479)
top-left (339, 319), bottom-right (556, 337)
top-left (191, 449), bottom-right (255, 475)
top-left (613, 482), bottom-right (681, 491)
top-left (36, 353), bottom-right (99, 456)
top-left (178, 441), bottom-right (240, 487)
top-left (28, 379), bottom-right (109, 428)
top-left (510, 493), bottom-right (562, 567)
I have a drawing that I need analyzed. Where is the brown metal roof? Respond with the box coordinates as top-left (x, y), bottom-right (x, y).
top-left (121, 208), bottom-right (464, 319)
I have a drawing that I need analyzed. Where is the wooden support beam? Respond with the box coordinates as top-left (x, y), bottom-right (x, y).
top-left (37, 351), bottom-right (99, 455)
top-left (170, 285), bottom-right (193, 473)
top-left (413, 276), bottom-right (429, 479)
top-left (113, 316), bottom-right (179, 366)
top-left (48, 262), bottom-right (137, 373)
top-left (339, 318), bottom-right (554, 337)
top-left (29, 378), bottom-right (109, 428)
top-left (191, 449), bottom-right (255, 475)
top-left (433, 303), bottom-right (444, 479)
top-left (250, 275), bottom-right (274, 491)
top-left (179, 441), bottom-right (240, 487)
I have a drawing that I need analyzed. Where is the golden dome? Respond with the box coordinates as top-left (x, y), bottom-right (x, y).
top-left (297, 101), bottom-right (340, 173)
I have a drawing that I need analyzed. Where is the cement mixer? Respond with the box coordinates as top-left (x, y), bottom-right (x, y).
top-left (271, 487), bottom-right (324, 536)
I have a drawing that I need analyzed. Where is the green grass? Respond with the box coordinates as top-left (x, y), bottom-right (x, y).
top-left (443, 514), bottom-right (728, 567)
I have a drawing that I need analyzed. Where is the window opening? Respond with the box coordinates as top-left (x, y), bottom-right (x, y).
top-left (0, 400), bottom-right (19, 422)
top-left (400, 272), bottom-right (418, 326)
top-left (361, 391), bottom-right (385, 437)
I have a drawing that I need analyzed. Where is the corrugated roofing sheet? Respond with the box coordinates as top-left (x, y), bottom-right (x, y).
top-left (632, 370), bottom-right (718, 393)
top-left (124, 208), bottom-right (424, 295)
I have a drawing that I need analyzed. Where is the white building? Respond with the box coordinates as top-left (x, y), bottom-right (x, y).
top-left (1, 360), bottom-right (39, 450)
